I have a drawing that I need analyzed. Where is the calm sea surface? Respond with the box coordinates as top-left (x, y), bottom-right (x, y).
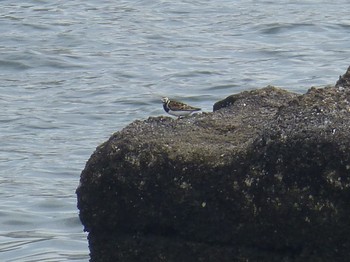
top-left (0, 0), bottom-right (349, 260)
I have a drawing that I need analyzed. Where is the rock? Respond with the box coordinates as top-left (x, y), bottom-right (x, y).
top-left (335, 65), bottom-right (350, 88)
top-left (77, 68), bottom-right (350, 261)
top-left (212, 85), bottom-right (294, 112)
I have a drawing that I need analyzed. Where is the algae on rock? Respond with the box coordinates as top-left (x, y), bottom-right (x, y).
top-left (77, 67), bottom-right (350, 262)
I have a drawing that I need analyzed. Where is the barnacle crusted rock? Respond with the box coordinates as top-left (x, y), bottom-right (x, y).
top-left (77, 67), bottom-right (350, 261)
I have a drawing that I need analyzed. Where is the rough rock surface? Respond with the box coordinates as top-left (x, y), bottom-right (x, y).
top-left (77, 68), bottom-right (350, 261)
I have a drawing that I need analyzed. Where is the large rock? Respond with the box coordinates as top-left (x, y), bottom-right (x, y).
top-left (77, 68), bottom-right (350, 261)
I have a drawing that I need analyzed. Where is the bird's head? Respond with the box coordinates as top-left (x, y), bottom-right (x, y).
top-left (161, 97), bottom-right (169, 104)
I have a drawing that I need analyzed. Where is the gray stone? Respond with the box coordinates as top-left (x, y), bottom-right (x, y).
top-left (77, 68), bottom-right (350, 261)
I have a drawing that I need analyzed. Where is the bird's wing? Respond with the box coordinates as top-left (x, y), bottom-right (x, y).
top-left (168, 100), bottom-right (201, 111)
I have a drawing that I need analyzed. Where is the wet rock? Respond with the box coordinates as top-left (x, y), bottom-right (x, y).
top-left (77, 67), bottom-right (350, 261)
top-left (335, 65), bottom-right (350, 88)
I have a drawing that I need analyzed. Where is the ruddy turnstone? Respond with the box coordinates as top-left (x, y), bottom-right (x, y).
top-left (161, 97), bottom-right (201, 118)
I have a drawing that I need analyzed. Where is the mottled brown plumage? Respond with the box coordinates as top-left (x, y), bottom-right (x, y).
top-left (161, 97), bottom-right (201, 117)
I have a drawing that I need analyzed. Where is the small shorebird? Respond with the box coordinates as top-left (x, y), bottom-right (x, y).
top-left (161, 97), bottom-right (201, 118)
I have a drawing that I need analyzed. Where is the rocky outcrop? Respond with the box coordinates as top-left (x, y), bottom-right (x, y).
top-left (77, 67), bottom-right (350, 261)
top-left (336, 65), bottom-right (350, 88)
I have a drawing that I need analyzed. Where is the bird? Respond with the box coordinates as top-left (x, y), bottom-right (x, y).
top-left (161, 97), bottom-right (201, 118)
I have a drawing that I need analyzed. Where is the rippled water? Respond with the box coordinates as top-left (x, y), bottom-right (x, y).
top-left (1, 0), bottom-right (350, 261)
